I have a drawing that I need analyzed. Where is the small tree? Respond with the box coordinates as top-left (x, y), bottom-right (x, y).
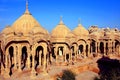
top-left (61, 70), bottom-right (76, 80)
top-left (94, 56), bottom-right (120, 80)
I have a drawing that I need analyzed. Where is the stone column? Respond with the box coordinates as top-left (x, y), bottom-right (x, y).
top-left (69, 50), bottom-right (71, 62)
top-left (108, 41), bottom-right (111, 54)
top-left (95, 42), bottom-right (97, 54)
top-left (70, 49), bottom-right (72, 61)
top-left (32, 54), bottom-right (35, 71)
top-left (77, 48), bottom-right (79, 57)
top-left (14, 45), bottom-right (17, 69)
top-left (8, 55), bottom-right (10, 68)
top-left (5, 54), bottom-right (8, 69)
top-left (83, 46), bottom-right (86, 58)
top-left (88, 44), bottom-right (90, 57)
top-left (73, 45), bottom-right (76, 62)
top-left (46, 54), bottom-right (48, 67)
top-left (74, 50), bottom-right (77, 62)
top-left (31, 45), bottom-right (36, 78)
top-left (65, 53), bottom-right (66, 62)
top-left (27, 48), bottom-right (30, 69)
top-left (4, 49), bottom-right (9, 77)
top-left (18, 44), bottom-right (21, 72)
top-left (112, 41), bottom-right (115, 54)
top-left (91, 44), bottom-right (93, 54)
top-left (39, 51), bottom-right (42, 67)
top-left (43, 46), bottom-right (47, 71)
top-left (50, 53), bottom-right (52, 63)
top-left (55, 47), bottom-right (58, 63)
top-left (104, 42), bottom-right (106, 55)
top-left (64, 47), bottom-right (67, 62)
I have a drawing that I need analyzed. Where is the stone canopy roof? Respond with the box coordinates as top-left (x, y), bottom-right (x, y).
top-left (51, 18), bottom-right (71, 38)
top-left (73, 23), bottom-right (89, 37)
top-left (11, 2), bottom-right (48, 35)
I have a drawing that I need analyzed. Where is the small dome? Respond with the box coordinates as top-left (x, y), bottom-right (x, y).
top-left (30, 26), bottom-right (48, 34)
top-left (73, 24), bottom-right (89, 36)
top-left (1, 25), bottom-right (14, 34)
top-left (51, 19), bottom-right (70, 38)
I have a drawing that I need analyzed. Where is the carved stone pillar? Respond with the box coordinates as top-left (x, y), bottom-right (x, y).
top-left (43, 47), bottom-right (47, 71)
top-left (73, 45), bottom-right (76, 62)
top-left (70, 49), bottom-right (72, 61)
top-left (69, 50), bottom-right (71, 62)
top-left (109, 41), bottom-right (112, 54)
top-left (83, 45), bottom-right (86, 58)
top-left (104, 42), bottom-right (106, 55)
top-left (88, 44), bottom-right (90, 57)
top-left (14, 45), bottom-right (17, 69)
top-left (74, 50), bottom-right (77, 62)
top-left (4, 49), bottom-right (9, 78)
top-left (43, 44), bottom-right (47, 72)
top-left (91, 44), bottom-right (93, 54)
top-left (8, 55), bottom-right (10, 68)
top-left (112, 41), bottom-right (115, 53)
top-left (5, 53), bottom-right (8, 69)
top-left (95, 42), bottom-right (97, 54)
top-left (64, 47), bottom-right (67, 62)
top-left (18, 44), bottom-right (21, 72)
top-left (54, 45), bottom-right (57, 63)
top-left (32, 54), bottom-right (35, 71)
top-left (31, 45), bottom-right (36, 77)
top-left (50, 53), bottom-right (52, 63)
top-left (55, 47), bottom-right (58, 63)
top-left (27, 48), bottom-right (30, 69)
top-left (65, 53), bottom-right (66, 62)
top-left (39, 51), bottom-right (42, 67)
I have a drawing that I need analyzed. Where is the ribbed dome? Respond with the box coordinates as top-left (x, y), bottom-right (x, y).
top-left (51, 19), bottom-right (70, 38)
top-left (12, 4), bottom-right (47, 35)
top-left (2, 26), bottom-right (14, 34)
top-left (73, 24), bottom-right (89, 36)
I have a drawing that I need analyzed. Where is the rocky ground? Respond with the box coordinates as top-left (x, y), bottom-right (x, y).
top-left (0, 54), bottom-right (120, 80)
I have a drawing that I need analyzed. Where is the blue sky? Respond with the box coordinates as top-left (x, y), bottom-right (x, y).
top-left (0, 0), bottom-right (120, 32)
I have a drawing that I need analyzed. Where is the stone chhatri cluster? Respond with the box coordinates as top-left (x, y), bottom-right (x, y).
top-left (0, 0), bottom-right (120, 78)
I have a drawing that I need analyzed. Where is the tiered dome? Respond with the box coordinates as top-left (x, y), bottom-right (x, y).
top-left (51, 18), bottom-right (70, 38)
top-left (73, 23), bottom-right (89, 36)
top-left (11, 2), bottom-right (48, 35)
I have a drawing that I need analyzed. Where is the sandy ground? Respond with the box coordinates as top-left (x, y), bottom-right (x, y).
top-left (0, 54), bottom-right (120, 80)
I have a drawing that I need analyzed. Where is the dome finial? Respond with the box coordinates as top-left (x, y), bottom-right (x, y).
top-left (26, 0), bottom-right (28, 10)
top-left (24, 0), bottom-right (30, 14)
top-left (78, 18), bottom-right (81, 27)
top-left (59, 16), bottom-right (64, 25)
